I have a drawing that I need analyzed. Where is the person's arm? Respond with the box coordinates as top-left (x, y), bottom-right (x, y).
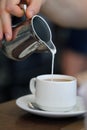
top-left (41, 0), bottom-right (87, 28)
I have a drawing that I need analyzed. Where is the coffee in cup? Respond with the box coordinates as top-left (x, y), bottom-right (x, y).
top-left (45, 78), bottom-right (72, 82)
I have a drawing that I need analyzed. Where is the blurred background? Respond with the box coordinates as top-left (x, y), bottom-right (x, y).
top-left (0, 14), bottom-right (87, 103)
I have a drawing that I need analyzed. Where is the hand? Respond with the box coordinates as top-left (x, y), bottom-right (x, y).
top-left (0, 0), bottom-right (46, 41)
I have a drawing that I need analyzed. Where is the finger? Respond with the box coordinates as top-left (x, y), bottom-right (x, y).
top-left (0, 20), bottom-right (3, 40)
top-left (1, 12), bottom-right (12, 41)
top-left (26, 0), bottom-right (42, 18)
top-left (6, 5), bottom-right (24, 17)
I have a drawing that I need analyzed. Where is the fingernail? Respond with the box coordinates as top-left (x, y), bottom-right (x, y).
top-left (29, 10), bottom-right (35, 18)
top-left (5, 33), bottom-right (12, 41)
top-left (0, 32), bottom-right (3, 40)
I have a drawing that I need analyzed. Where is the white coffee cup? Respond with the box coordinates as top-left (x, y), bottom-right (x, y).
top-left (29, 74), bottom-right (77, 112)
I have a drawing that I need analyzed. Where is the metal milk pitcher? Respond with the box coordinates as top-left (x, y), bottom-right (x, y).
top-left (0, 13), bottom-right (56, 61)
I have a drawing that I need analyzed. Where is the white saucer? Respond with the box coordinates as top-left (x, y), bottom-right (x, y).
top-left (16, 94), bottom-right (85, 118)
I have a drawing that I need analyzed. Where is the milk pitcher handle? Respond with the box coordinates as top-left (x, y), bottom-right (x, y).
top-left (30, 78), bottom-right (36, 95)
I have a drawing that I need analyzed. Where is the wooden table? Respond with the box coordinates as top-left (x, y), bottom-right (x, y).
top-left (0, 100), bottom-right (85, 130)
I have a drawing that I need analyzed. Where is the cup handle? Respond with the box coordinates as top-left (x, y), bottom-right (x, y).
top-left (29, 78), bottom-right (36, 95)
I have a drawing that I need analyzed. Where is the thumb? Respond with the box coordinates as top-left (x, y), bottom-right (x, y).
top-left (26, 0), bottom-right (43, 18)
